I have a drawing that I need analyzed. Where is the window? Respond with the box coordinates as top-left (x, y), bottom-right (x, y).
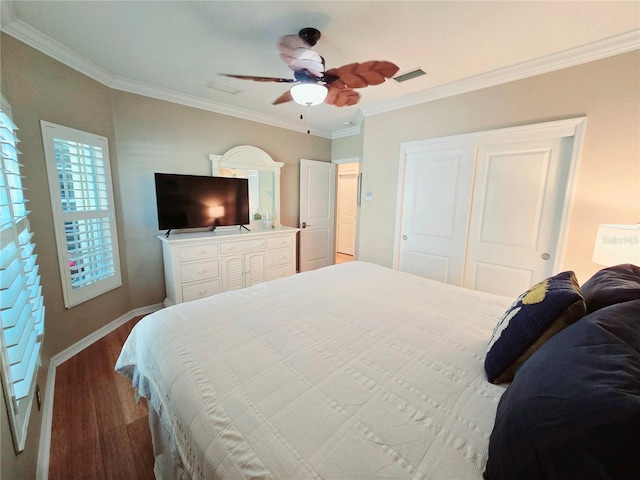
top-left (0, 97), bottom-right (45, 453)
top-left (41, 121), bottom-right (121, 308)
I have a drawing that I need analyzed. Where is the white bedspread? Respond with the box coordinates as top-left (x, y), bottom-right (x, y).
top-left (116, 261), bottom-right (512, 479)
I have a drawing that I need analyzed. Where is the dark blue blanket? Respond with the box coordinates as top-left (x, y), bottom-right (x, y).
top-left (484, 297), bottom-right (640, 480)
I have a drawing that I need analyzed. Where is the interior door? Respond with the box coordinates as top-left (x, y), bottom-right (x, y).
top-left (299, 159), bottom-right (336, 272)
top-left (337, 170), bottom-right (358, 255)
top-left (463, 137), bottom-right (571, 297)
top-left (398, 146), bottom-right (476, 285)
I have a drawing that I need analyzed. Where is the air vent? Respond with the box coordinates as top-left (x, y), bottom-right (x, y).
top-left (207, 81), bottom-right (240, 94)
top-left (393, 68), bottom-right (427, 83)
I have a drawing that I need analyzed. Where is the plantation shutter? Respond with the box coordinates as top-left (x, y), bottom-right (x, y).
top-left (0, 103), bottom-right (46, 452)
top-left (41, 121), bottom-right (121, 308)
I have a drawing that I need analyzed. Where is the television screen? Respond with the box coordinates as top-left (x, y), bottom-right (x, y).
top-left (154, 173), bottom-right (250, 230)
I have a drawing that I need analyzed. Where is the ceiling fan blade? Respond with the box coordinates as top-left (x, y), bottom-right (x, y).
top-left (325, 87), bottom-right (360, 107)
top-left (278, 34), bottom-right (324, 77)
top-left (323, 72), bottom-right (347, 90)
top-left (368, 61), bottom-right (400, 79)
top-left (326, 63), bottom-right (366, 88)
top-left (279, 54), bottom-right (324, 77)
top-left (354, 61), bottom-right (399, 85)
top-left (221, 73), bottom-right (294, 83)
top-left (272, 90), bottom-right (293, 105)
top-left (325, 61), bottom-right (399, 89)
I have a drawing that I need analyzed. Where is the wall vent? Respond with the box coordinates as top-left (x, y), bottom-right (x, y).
top-left (393, 68), bottom-right (427, 83)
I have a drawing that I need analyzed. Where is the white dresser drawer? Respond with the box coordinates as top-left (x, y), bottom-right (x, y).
top-left (180, 244), bottom-right (218, 261)
top-left (266, 248), bottom-right (293, 267)
top-left (181, 260), bottom-right (219, 282)
top-left (220, 238), bottom-right (266, 255)
top-left (266, 265), bottom-right (295, 281)
top-left (182, 280), bottom-right (221, 302)
top-left (267, 235), bottom-right (293, 249)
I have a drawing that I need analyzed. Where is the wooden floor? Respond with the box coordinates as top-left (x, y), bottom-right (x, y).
top-left (49, 317), bottom-right (155, 479)
top-left (336, 252), bottom-right (354, 264)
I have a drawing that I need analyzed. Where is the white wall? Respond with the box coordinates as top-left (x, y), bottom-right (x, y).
top-left (111, 91), bottom-right (331, 309)
top-left (357, 51), bottom-right (640, 284)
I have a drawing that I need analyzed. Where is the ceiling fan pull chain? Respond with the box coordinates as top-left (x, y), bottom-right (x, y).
top-left (299, 110), bottom-right (311, 135)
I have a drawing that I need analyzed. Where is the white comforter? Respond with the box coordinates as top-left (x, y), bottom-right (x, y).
top-left (116, 261), bottom-right (512, 479)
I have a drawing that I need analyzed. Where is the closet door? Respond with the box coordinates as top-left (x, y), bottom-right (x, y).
top-left (463, 137), bottom-right (571, 297)
top-left (398, 146), bottom-right (476, 285)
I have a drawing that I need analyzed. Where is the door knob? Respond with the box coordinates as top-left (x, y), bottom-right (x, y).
top-left (301, 222), bottom-right (311, 228)
top-left (402, 235), bottom-right (408, 240)
top-left (541, 252), bottom-right (551, 260)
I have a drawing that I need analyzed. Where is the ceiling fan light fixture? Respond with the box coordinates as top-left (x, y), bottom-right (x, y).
top-left (290, 83), bottom-right (327, 106)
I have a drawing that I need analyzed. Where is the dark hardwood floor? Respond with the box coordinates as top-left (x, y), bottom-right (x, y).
top-left (49, 317), bottom-right (155, 479)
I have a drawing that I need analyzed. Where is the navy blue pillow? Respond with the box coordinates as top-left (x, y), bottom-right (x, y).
top-left (581, 263), bottom-right (640, 313)
top-left (485, 271), bottom-right (586, 384)
top-left (484, 300), bottom-right (640, 480)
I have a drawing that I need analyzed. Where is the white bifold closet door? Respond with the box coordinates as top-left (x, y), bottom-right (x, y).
top-left (396, 119), bottom-right (583, 298)
top-left (398, 146), bottom-right (476, 286)
top-left (463, 138), bottom-right (568, 296)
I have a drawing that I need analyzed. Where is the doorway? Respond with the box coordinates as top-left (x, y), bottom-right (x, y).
top-left (298, 158), bottom-right (359, 271)
top-left (336, 161), bottom-right (359, 263)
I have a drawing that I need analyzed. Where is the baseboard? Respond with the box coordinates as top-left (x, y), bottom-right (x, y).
top-left (51, 302), bottom-right (164, 367)
top-left (36, 302), bottom-right (164, 480)
top-left (36, 363), bottom-right (56, 480)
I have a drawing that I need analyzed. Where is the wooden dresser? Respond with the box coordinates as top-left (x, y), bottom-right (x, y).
top-left (158, 226), bottom-right (298, 305)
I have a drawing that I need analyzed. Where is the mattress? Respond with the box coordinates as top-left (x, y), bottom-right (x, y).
top-left (116, 261), bottom-right (512, 479)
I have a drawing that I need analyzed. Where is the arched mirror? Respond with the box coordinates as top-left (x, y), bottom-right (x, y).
top-left (209, 146), bottom-right (283, 227)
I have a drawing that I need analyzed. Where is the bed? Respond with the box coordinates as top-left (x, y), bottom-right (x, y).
top-left (115, 261), bottom-right (640, 479)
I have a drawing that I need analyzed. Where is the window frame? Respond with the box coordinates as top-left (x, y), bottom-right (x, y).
top-left (40, 121), bottom-right (122, 308)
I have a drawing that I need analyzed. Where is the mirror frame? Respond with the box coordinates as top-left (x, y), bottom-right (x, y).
top-left (209, 146), bottom-right (283, 227)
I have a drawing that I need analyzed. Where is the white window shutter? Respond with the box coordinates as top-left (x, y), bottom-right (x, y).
top-left (40, 121), bottom-right (122, 308)
top-left (0, 99), bottom-right (46, 453)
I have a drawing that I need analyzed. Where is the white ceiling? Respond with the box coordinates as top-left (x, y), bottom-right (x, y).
top-left (2, 1), bottom-right (639, 138)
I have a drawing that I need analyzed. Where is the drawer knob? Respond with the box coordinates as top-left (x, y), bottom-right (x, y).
top-left (198, 269), bottom-right (205, 274)
top-left (279, 255), bottom-right (284, 260)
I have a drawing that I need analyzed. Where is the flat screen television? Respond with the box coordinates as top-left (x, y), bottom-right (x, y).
top-left (154, 173), bottom-right (250, 232)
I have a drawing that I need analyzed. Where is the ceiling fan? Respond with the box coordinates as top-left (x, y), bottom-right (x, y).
top-left (221, 27), bottom-right (399, 108)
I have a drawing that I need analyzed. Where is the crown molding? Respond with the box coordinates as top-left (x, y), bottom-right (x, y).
top-left (362, 29), bottom-right (640, 118)
top-left (331, 110), bottom-right (365, 139)
top-left (0, 11), bottom-right (332, 139)
top-left (332, 125), bottom-right (361, 139)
